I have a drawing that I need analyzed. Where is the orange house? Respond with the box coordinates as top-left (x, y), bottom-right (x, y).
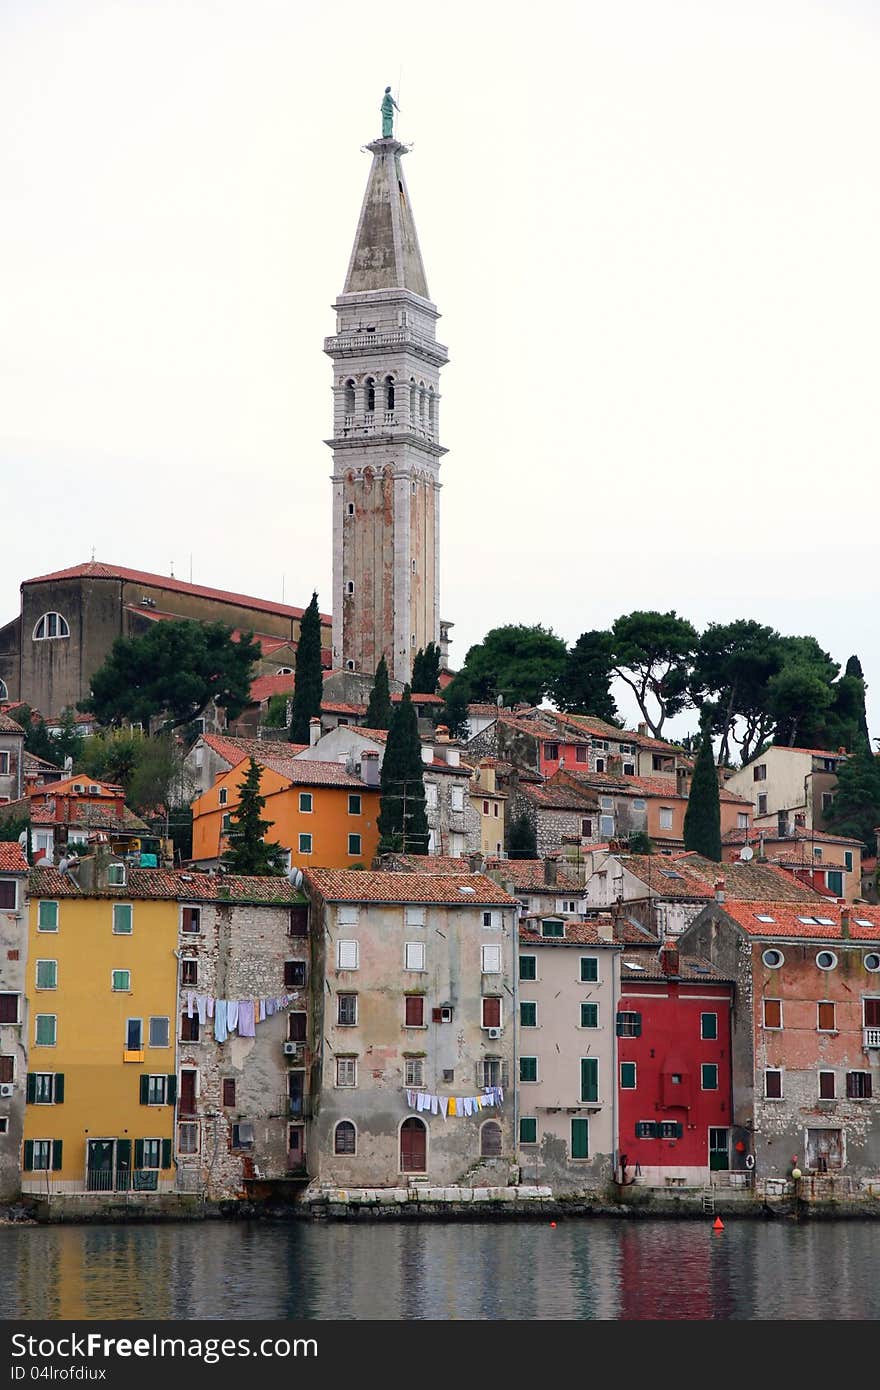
top-left (191, 753), bottom-right (379, 870)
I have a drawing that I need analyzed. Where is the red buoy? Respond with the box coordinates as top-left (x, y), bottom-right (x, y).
top-left (713, 1217), bottom-right (724, 1231)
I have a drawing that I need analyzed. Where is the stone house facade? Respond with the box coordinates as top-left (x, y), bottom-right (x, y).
top-left (0, 713), bottom-right (25, 806)
top-left (0, 844), bottom-right (29, 1199)
top-left (305, 870), bottom-right (518, 1189)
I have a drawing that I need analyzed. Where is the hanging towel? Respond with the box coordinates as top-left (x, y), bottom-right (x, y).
top-left (439, 1097), bottom-right (448, 1119)
top-left (206, 996), bottom-right (215, 1019)
top-left (196, 995), bottom-right (208, 1026)
top-left (449, 1098), bottom-right (457, 1117)
top-left (226, 1000), bottom-right (240, 1033)
top-left (406, 1090), bottom-right (415, 1109)
top-left (186, 991), bottom-right (195, 1019)
top-left (266, 998), bottom-right (276, 1017)
top-left (238, 999), bottom-right (256, 1038)
top-left (214, 999), bottom-right (228, 1043)
top-left (257, 999), bottom-right (266, 1024)
top-left (431, 1095), bottom-right (439, 1115)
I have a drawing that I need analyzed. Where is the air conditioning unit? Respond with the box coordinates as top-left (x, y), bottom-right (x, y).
top-left (282, 1041), bottom-right (300, 1056)
top-left (487, 1027), bottom-right (502, 1040)
top-left (0, 1083), bottom-right (13, 1098)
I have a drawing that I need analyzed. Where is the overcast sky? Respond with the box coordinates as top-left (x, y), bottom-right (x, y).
top-left (1, 1), bottom-right (877, 744)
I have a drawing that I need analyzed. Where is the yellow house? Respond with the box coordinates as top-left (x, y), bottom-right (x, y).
top-left (23, 860), bottom-right (179, 1193)
top-left (468, 761), bottom-right (507, 856)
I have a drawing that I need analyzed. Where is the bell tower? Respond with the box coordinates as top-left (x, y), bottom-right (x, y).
top-left (326, 121), bottom-right (447, 683)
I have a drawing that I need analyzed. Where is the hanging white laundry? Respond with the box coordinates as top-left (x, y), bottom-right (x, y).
top-left (430, 1095), bottom-right (439, 1115)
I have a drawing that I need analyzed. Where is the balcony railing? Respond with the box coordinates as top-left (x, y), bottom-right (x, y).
top-left (22, 1172), bottom-right (176, 1196)
top-left (864, 1028), bottom-right (880, 1049)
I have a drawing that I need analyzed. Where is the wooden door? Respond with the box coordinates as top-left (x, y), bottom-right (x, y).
top-left (179, 1070), bottom-right (197, 1117)
top-left (400, 1118), bottom-right (427, 1173)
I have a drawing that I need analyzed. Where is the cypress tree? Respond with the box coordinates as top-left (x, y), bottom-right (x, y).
top-left (378, 686), bottom-right (429, 853)
top-left (823, 739), bottom-right (880, 854)
top-left (289, 592), bottom-right (323, 743)
top-left (365, 655), bottom-right (393, 730)
top-left (221, 758), bottom-right (286, 875)
top-left (683, 725), bottom-right (722, 861)
top-left (412, 642), bottom-right (441, 694)
top-left (508, 812), bottom-right (537, 859)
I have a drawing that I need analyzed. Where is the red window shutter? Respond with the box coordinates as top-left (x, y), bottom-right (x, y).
top-left (431, 1007), bottom-right (442, 1023)
top-left (222, 1079), bottom-right (236, 1107)
top-left (405, 996), bottom-right (424, 1027)
top-left (482, 997), bottom-right (501, 1028)
top-left (865, 999), bottom-right (880, 1028)
top-left (288, 1012), bottom-right (307, 1042)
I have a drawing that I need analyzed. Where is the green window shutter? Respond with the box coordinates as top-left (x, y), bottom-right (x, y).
top-left (581, 1003), bottom-right (598, 1029)
top-left (134, 1139), bottom-right (145, 1168)
top-left (54, 1074), bottom-right (64, 1104)
top-left (571, 1118), bottom-right (589, 1159)
top-left (139, 1075), bottom-right (150, 1105)
top-left (520, 1002), bottom-right (537, 1027)
top-left (519, 1118), bottom-right (537, 1145)
top-left (51, 1140), bottom-right (63, 1171)
top-left (581, 1057), bottom-right (598, 1103)
top-left (620, 1062), bottom-right (636, 1090)
top-left (580, 957), bottom-right (598, 982)
top-left (26, 1073), bottom-right (36, 1104)
top-left (116, 1139), bottom-right (131, 1171)
top-left (23, 1140), bottom-right (34, 1171)
top-left (161, 1139), bottom-right (172, 1170)
top-left (166, 1074), bottom-right (177, 1105)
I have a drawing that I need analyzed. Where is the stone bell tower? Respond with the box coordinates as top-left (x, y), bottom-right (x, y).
top-left (325, 114), bottom-right (447, 683)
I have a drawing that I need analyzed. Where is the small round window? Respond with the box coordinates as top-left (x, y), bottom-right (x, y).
top-left (816, 950), bottom-right (838, 971)
top-left (762, 948), bottom-right (784, 969)
top-left (864, 952), bottom-right (880, 973)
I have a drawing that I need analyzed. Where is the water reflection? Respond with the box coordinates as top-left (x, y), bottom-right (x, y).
top-left (1, 1219), bottom-right (879, 1320)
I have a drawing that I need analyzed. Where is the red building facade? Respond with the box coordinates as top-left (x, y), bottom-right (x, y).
top-left (617, 943), bottom-right (735, 1185)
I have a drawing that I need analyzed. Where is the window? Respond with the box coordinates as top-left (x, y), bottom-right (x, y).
top-left (480, 1121), bottom-right (502, 1158)
top-left (181, 959), bottom-right (198, 986)
top-left (580, 956), bottom-right (599, 983)
top-left (347, 834), bottom-right (362, 857)
top-left (334, 1121), bottom-right (356, 1154)
top-left (636, 1121), bottom-right (659, 1139)
top-left (541, 919), bottom-right (564, 938)
top-left (178, 1123), bottom-right (199, 1155)
top-left (0, 881), bottom-right (17, 910)
top-left (299, 792), bottom-right (313, 814)
top-left (406, 906), bottom-right (426, 927)
top-left (581, 1003), bottom-right (598, 1029)
top-left (338, 908), bottom-right (359, 930)
top-left (404, 942), bottom-right (425, 972)
top-left (143, 1075), bottom-right (168, 1106)
top-left (137, 1139), bottom-right (162, 1171)
top-left (107, 863), bottom-right (126, 887)
top-left (336, 1058), bottom-right (357, 1088)
top-left (112, 904), bottom-right (132, 935)
top-left (181, 906), bottom-right (201, 935)
top-left (616, 1012), bottom-right (642, 1037)
top-left (450, 786), bottom-right (465, 812)
top-left (544, 743), bottom-right (559, 761)
top-left (298, 833), bottom-right (313, 854)
top-left (288, 906), bottom-right (309, 937)
top-left (764, 1069), bottom-right (783, 1099)
top-left (659, 1121), bottom-right (683, 1139)
top-left (35, 1015), bottom-right (56, 1046)
top-left (24, 1139), bottom-right (61, 1171)
top-left (231, 1123), bottom-right (254, 1151)
top-left (737, 812), bottom-right (749, 829)
top-left (623, 762), bottom-right (635, 776)
top-left (580, 1058), bottom-right (599, 1103)
top-left (481, 997), bottom-right (502, 1029)
top-left (581, 819), bottom-right (593, 838)
top-left (818, 1071), bottom-right (836, 1100)
top-left (346, 581), bottom-right (354, 595)
top-left (404, 1057), bottom-right (425, 1087)
top-left (482, 800), bottom-right (490, 814)
top-left (35, 960), bottom-right (57, 991)
top-left (519, 955), bottom-right (536, 981)
top-left (481, 945), bottom-right (502, 974)
top-left (221, 814), bottom-right (232, 833)
top-left (404, 995), bottom-right (425, 1027)
top-left (126, 1018), bottom-right (143, 1051)
top-left (520, 1056), bottom-right (538, 1083)
top-left (595, 759), bottom-right (606, 774)
top-left (337, 940), bottom-right (359, 970)
top-left (284, 960), bottom-right (307, 988)
top-left (620, 1062), bottom-right (637, 1090)
top-left (37, 901), bottom-right (58, 933)
top-left (482, 910), bottom-right (501, 929)
top-left (846, 1071), bottom-right (873, 1100)
top-left (842, 851), bottom-right (854, 874)
top-left (111, 970), bottom-right (131, 992)
top-left (701, 1012), bottom-right (718, 1040)
top-left (812, 847), bottom-right (823, 862)
top-left (0, 993), bottom-right (21, 1024)
top-left (753, 764), bottom-right (767, 782)
top-left (222, 1079), bottom-right (236, 1107)
top-left (33, 612), bottom-right (70, 641)
top-left (763, 999), bottom-right (783, 1029)
top-left (148, 1017), bottom-right (170, 1048)
top-left (864, 955), bottom-right (880, 974)
top-left (425, 784), bottom-right (437, 809)
top-left (632, 799), bottom-right (646, 812)
top-left (0, 1056), bottom-right (13, 1084)
top-left (821, 791), bottom-right (834, 813)
top-left (520, 1117), bottom-right (538, 1145)
top-left (762, 948), bottom-right (784, 969)
top-left (701, 1064), bottom-right (718, 1091)
top-left (480, 1058), bottom-right (503, 1089)
top-left (348, 793), bottom-right (362, 816)
top-left (218, 788), bottom-right (228, 807)
top-left (816, 950), bottom-right (838, 972)
top-left (180, 1012), bottom-right (200, 1042)
top-left (520, 1001), bottom-right (537, 1027)
top-left (288, 1012), bottom-right (307, 1042)
top-left (659, 808), bottom-right (673, 830)
top-left (757, 794), bottom-right (768, 816)
top-left (337, 993), bottom-right (357, 1026)
top-left (817, 1001), bottom-right (836, 1032)
top-left (599, 815), bottom-right (614, 838)
top-left (29, 1072), bottom-right (62, 1105)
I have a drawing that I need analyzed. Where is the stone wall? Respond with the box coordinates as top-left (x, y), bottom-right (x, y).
top-left (0, 873), bottom-right (27, 1199)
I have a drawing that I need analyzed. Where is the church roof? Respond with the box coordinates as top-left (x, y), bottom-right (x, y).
top-left (343, 139), bottom-right (430, 299)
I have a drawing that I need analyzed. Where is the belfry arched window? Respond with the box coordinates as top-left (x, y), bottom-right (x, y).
top-left (33, 613), bottom-right (70, 641)
top-left (409, 378), bottom-right (417, 425)
top-left (428, 387), bottom-right (436, 436)
top-left (0, 678), bottom-right (7, 701)
top-left (385, 376), bottom-right (395, 411)
top-left (344, 380), bottom-right (356, 414)
top-left (365, 378), bottom-right (376, 413)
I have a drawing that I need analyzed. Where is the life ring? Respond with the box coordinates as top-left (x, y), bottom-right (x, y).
top-left (745, 1153), bottom-right (755, 1170)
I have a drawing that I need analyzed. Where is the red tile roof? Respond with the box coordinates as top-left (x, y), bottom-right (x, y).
top-left (305, 869), bottom-right (517, 906)
top-left (200, 733), bottom-right (307, 766)
top-left (619, 947), bottom-right (734, 982)
top-left (519, 919), bottom-right (621, 946)
top-left (0, 844), bottom-right (28, 873)
top-left (392, 691), bottom-right (444, 705)
top-left (484, 857), bottom-right (584, 890)
top-left (249, 673), bottom-right (296, 703)
top-left (519, 781), bottom-right (598, 811)
top-left (554, 767), bottom-right (751, 806)
top-left (384, 854), bottom-right (473, 873)
top-left (321, 701), bottom-right (368, 717)
top-left (0, 713), bottom-right (25, 734)
top-left (723, 826), bottom-right (862, 848)
top-left (29, 865), bottom-right (305, 903)
top-left (617, 853), bottom-right (827, 903)
top-left (712, 900), bottom-right (880, 941)
top-left (255, 755), bottom-right (368, 789)
top-left (26, 560), bottom-right (332, 624)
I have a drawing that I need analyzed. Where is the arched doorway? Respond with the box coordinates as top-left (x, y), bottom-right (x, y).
top-left (400, 1117), bottom-right (427, 1174)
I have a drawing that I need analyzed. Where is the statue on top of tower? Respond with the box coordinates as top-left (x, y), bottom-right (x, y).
top-left (381, 86), bottom-right (399, 139)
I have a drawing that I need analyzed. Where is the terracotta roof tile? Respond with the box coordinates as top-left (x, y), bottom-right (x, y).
top-left (712, 900), bottom-right (880, 941)
top-left (28, 865), bottom-right (305, 903)
top-left (0, 713), bottom-right (25, 734)
top-left (0, 843), bottom-right (28, 873)
top-left (384, 854), bottom-right (473, 873)
top-left (619, 947), bottom-right (734, 982)
top-left (305, 869), bottom-right (517, 906)
top-left (249, 673), bottom-right (296, 703)
top-left (255, 755), bottom-right (368, 789)
top-left (200, 733), bottom-right (308, 766)
top-left (519, 919), bottom-right (621, 946)
top-left (617, 853), bottom-right (827, 903)
top-left (484, 857), bottom-right (583, 890)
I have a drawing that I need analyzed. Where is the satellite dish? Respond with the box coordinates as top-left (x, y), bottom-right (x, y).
top-left (288, 867), bottom-right (303, 889)
top-left (739, 846), bottom-right (754, 862)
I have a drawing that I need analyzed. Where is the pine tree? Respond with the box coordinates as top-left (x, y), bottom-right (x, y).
top-left (507, 813), bottom-right (537, 859)
top-left (221, 758), bottom-right (286, 875)
top-left (442, 682), bottom-right (471, 740)
top-left (289, 592), bottom-right (323, 743)
top-left (683, 725), bottom-right (722, 861)
top-left (378, 687), bottom-right (429, 853)
top-left (365, 655), bottom-right (393, 730)
top-left (823, 739), bottom-right (880, 854)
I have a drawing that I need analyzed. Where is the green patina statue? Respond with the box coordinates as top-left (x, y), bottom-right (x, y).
top-left (381, 86), bottom-right (399, 138)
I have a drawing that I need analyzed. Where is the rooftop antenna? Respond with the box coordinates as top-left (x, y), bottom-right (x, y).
top-left (189, 554), bottom-right (193, 584)
top-left (170, 560), bottom-right (175, 578)
top-left (90, 545), bottom-right (96, 562)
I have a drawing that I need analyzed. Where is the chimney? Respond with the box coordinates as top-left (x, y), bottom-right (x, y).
top-left (309, 717), bottom-right (321, 747)
top-left (714, 878), bottom-right (726, 904)
top-left (436, 725), bottom-right (450, 744)
top-left (840, 906), bottom-right (850, 939)
top-left (676, 767), bottom-right (689, 797)
top-left (637, 722), bottom-right (648, 737)
top-left (596, 912), bottom-right (614, 943)
top-left (360, 750), bottom-right (380, 788)
top-left (479, 760), bottom-right (497, 795)
top-left (660, 940), bottom-right (680, 975)
top-left (467, 851), bottom-right (484, 873)
top-left (543, 856), bottom-right (558, 886)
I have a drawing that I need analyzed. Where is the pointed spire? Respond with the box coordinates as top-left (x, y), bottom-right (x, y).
top-left (343, 139), bottom-right (430, 299)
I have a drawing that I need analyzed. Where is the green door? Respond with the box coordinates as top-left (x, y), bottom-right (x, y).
top-left (571, 1118), bottom-right (589, 1160)
top-left (87, 1139), bottom-right (115, 1191)
top-left (709, 1127), bottom-right (729, 1171)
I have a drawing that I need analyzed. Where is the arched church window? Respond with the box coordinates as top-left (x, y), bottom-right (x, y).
top-left (346, 581), bottom-right (354, 595)
top-left (409, 378), bottom-right (417, 423)
top-left (428, 387), bottom-right (436, 436)
top-left (419, 384), bottom-right (427, 427)
top-left (365, 378), bottom-right (376, 413)
top-left (347, 502), bottom-right (355, 517)
top-left (385, 377), bottom-right (395, 411)
top-left (344, 380), bottom-right (356, 414)
top-left (33, 613), bottom-right (70, 641)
